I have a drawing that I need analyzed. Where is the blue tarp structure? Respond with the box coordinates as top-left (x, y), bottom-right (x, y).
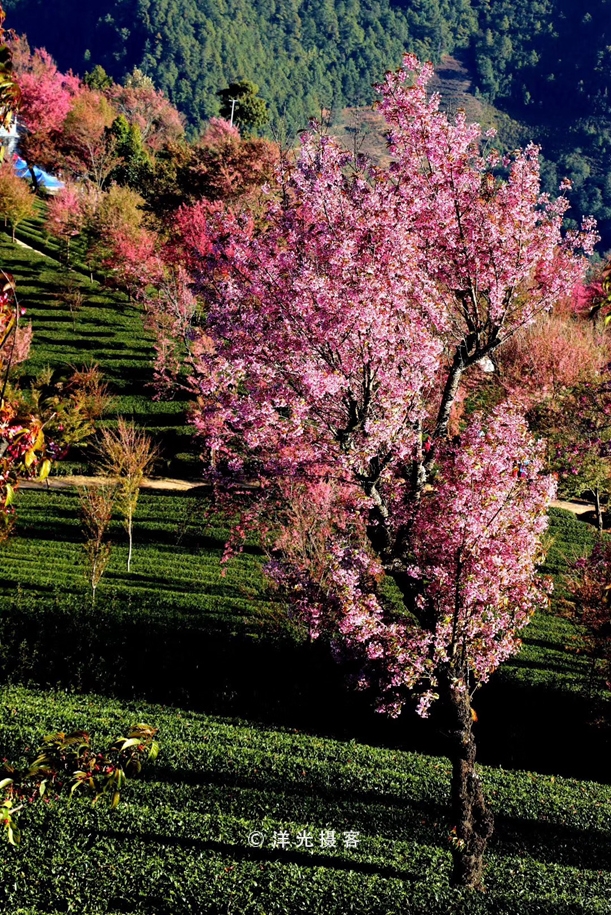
top-left (12, 155), bottom-right (64, 192)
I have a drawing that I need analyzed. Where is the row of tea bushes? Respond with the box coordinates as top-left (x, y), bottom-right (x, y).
top-left (0, 686), bottom-right (610, 914)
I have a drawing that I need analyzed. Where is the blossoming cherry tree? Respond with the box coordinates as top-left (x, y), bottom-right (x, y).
top-left (184, 56), bottom-right (596, 886)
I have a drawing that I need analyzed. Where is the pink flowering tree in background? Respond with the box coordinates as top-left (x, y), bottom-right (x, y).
top-left (107, 75), bottom-right (184, 153)
top-left (471, 290), bottom-right (611, 527)
top-left (489, 282), bottom-right (611, 528)
top-left (45, 182), bottom-right (90, 263)
top-left (10, 38), bottom-right (81, 181)
top-left (529, 378), bottom-right (611, 530)
top-left (99, 222), bottom-right (164, 299)
top-left (496, 312), bottom-right (609, 405)
top-left (140, 265), bottom-right (199, 398)
top-left (573, 255), bottom-right (611, 324)
top-left (0, 272), bottom-right (49, 539)
top-left (60, 90), bottom-right (119, 188)
top-left (180, 56), bottom-right (596, 887)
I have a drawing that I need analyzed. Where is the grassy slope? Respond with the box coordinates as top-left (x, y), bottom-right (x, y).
top-left (1, 685), bottom-right (611, 914)
top-left (1, 490), bottom-right (608, 772)
top-left (0, 222), bottom-right (195, 476)
top-left (505, 507), bottom-right (597, 690)
top-left (4, 488), bottom-right (270, 623)
top-left (1, 491), bottom-right (597, 690)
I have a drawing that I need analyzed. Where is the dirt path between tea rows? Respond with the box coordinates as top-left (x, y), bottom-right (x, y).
top-left (20, 476), bottom-right (598, 518)
top-left (551, 499), bottom-right (595, 516)
top-left (21, 475), bottom-right (205, 493)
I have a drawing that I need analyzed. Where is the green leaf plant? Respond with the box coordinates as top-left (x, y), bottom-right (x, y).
top-left (0, 723), bottom-right (159, 844)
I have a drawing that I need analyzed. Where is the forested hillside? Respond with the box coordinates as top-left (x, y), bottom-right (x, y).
top-left (1, 0), bottom-right (475, 135)
top-left (472, 0), bottom-right (611, 115)
top-left (471, 0), bottom-right (611, 239)
top-left (5, 0), bottom-right (610, 129)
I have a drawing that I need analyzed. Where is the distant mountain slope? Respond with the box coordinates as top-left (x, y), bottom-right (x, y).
top-left (468, 0), bottom-right (611, 241)
top-left (471, 0), bottom-right (611, 118)
top-left (1, 0), bottom-right (475, 136)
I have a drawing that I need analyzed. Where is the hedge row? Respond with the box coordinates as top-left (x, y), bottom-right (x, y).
top-left (0, 493), bottom-right (608, 776)
top-left (0, 686), bottom-right (610, 914)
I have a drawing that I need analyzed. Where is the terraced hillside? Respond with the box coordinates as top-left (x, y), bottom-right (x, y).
top-left (1, 686), bottom-right (611, 914)
top-left (0, 216), bottom-right (195, 477)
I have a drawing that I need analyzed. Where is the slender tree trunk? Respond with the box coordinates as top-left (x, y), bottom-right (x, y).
top-left (27, 165), bottom-right (39, 192)
top-left (127, 511), bottom-right (133, 573)
top-left (432, 349), bottom-right (466, 446)
top-left (587, 655), bottom-right (598, 700)
top-left (595, 487), bottom-right (604, 532)
top-left (444, 679), bottom-right (494, 888)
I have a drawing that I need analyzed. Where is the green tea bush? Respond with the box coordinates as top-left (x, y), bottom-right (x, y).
top-left (0, 687), bottom-right (610, 914)
top-left (0, 232), bottom-right (193, 472)
top-left (0, 494), bottom-right (609, 778)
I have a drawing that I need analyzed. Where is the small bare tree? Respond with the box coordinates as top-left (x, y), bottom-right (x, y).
top-left (56, 274), bottom-right (85, 330)
top-left (96, 419), bottom-right (157, 572)
top-left (79, 484), bottom-right (115, 604)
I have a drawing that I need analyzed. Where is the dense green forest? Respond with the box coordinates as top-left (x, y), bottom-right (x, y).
top-left (1, 0), bottom-right (475, 135)
top-left (4, 0), bottom-right (611, 242)
top-left (470, 0), bottom-right (611, 243)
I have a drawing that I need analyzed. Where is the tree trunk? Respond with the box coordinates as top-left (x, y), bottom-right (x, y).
top-left (431, 350), bottom-right (465, 447)
top-left (587, 655), bottom-right (598, 700)
top-left (27, 165), bottom-right (39, 192)
top-left (445, 680), bottom-right (494, 888)
top-left (127, 512), bottom-right (133, 573)
top-left (595, 487), bottom-right (604, 532)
